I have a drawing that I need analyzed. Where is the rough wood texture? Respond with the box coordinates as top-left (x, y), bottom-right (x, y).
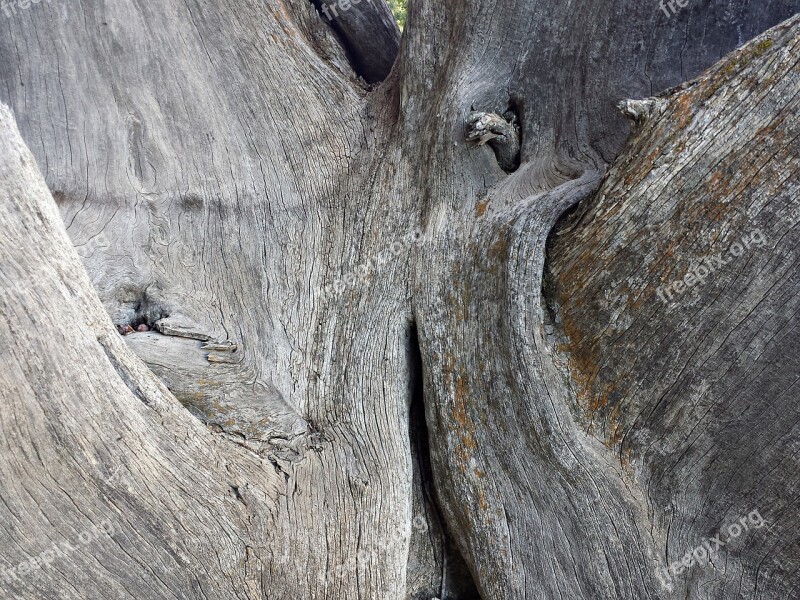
top-left (549, 18), bottom-right (800, 597)
top-left (0, 105), bottom-right (285, 598)
top-left (405, 2), bottom-right (800, 598)
top-left (0, 0), bottom-right (799, 597)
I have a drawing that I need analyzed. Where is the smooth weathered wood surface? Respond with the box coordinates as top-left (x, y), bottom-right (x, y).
top-left (0, 0), bottom-right (798, 597)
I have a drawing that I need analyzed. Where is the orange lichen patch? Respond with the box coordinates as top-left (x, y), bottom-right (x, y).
top-left (473, 468), bottom-right (486, 479)
top-left (557, 303), bottom-right (601, 410)
top-left (451, 368), bottom-right (479, 472)
top-left (671, 92), bottom-right (697, 131)
top-left (441, 352), bottom-right (456, 389)
top-left (271, 0), bottom-right (294, 29)
top-left (175, 391), bottom-right (206, 409)
top-left (628, 283), bottom-right (651, 311)
top-left (475, 199), bottom-right (490, 218)
top-left (461, 433), bottom-right (477, 452)
top-left (545, 21), bottom-right (796, 457)
top-left (454, 443), bottom-right (472, 474)
top-left (453, 373), bottom-right (470, 426)
top-left (477, 490), bottom-right (489, 511)
top-left (566, 344), bottom-right (626, 449)
top-left (645, 146), bottom-right (662, 164)
top-left (607, 403), bottom-right (624, 450)
top-left (755, 116), bottom-right (787, 145)
top-left (589, 386), bottom-right (610, 413)
top-left (622, 145), bottom-right (664, 188)
top-left (669, 139), bottom-right (688, 159)
top-left (708, 171), bottom-right (727, 196)
top-left (549, 232), bottom-right (635, 449)
top-left (488, 227), bottom-right (509, 263)
top-left (551, 147), bottom-right (758, 451)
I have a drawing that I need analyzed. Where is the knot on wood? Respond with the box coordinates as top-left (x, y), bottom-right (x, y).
top-left (617, 98), bottom-right (664, 125)
top-left (466, 111), bottom-right (521, 173)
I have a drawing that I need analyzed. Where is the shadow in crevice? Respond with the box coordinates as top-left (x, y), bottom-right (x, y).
top-left (306, 0), bottom-right (400, 83)
top-left (407, 322), bottom-right (482, 600)
top-left (540, 192), bottom-right (592, 329)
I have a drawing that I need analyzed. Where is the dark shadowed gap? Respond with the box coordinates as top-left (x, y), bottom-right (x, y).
top-left (306, 0), bottom-right (400, 83)
top-left (542, 212), bottom-right (572, 325)
top-left (540, 189), bottom-right (599, 325)
top-left (407, 323), bottom-right (482, 600)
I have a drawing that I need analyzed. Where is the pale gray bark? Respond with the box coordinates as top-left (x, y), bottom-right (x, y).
top-left (0, 0), bottom-right (799, 598)
top-left (0, 104), bottom-right (285, 599)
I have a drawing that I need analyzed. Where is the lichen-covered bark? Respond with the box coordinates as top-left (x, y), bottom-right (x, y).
top-left (404, 2), bottom-right (800, 598)
top-left (548, 18), bottom-right (800, 598)
top-left (0, 0), bottom-right (798, 598)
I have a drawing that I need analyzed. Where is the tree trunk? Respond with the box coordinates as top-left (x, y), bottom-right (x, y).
top-left (0, 0), bottom-right (798, 598)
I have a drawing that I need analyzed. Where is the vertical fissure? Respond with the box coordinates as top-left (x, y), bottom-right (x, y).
top-left (407, 323), bottom-right (481, 600)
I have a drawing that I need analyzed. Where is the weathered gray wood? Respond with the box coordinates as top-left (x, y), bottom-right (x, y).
top-left (406, 2), bottom-right (800, 598)
top-left (0, 0), bottom-right (798, 597)
top-left (548, 19), bottom-right (800, 597)
top-left (0, 1), bottom-right (425, 597)
top-left (0, 104), bottom-right (285, 599)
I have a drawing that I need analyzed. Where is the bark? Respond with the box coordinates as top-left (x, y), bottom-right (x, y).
top-left (0, 0), bottom-right (799, 599)
top-left (548, 22), bottom-right (800, 597)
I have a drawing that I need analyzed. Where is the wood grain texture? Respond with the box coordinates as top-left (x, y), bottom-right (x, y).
top-left (402, 1), bottom-right (800, 597)
top-left (0, 0), bottom-right (798, 597)
top-left (0, 0), bottom-right (423, 597)
top-left (548, 17), bottom-right (800, 598)
top-left (0, 103), bottom-right (285, 599)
